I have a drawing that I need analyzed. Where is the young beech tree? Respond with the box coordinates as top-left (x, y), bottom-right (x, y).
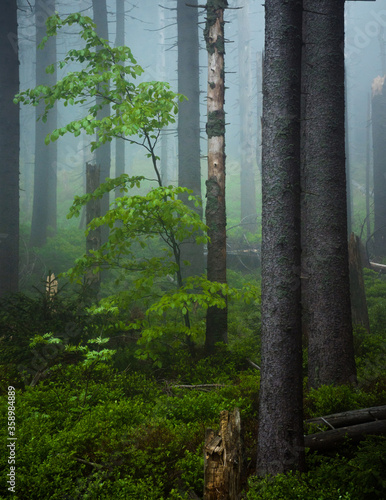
top-left (15, 13), bottom-right (259, 359)
top-left (257, 0), bottom-right (305, 476)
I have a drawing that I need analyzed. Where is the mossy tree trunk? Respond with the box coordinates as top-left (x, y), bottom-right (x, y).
top-left (85, 163), bottom-right (101, 300)
top-left (257, 0), bottom-right (304, 476)
top-left (177, 0), bottom-right (204, 279)
top-left (0, 0), bottom-right (19, 296)
top-left (204, 0), bottom-right (228, 353)
top-left (302, 0), bottom-right (357, 388)
top-left (30, 0), bottom-right (57, 247)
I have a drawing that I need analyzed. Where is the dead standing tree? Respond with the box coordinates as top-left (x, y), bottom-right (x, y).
top-left (204, 0), bottom-right (228, 353)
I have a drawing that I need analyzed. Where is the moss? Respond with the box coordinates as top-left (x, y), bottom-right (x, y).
top-left (206, 110), bottom-right (225, 138)
top-left (204, 1), bottom-right (228, 55)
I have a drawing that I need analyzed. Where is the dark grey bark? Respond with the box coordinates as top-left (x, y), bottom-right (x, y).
top-left (177, 0), bottom-right (204, 278)
top-left (371, 77), bottom-right (386, 257)
top-left (204, 0), bottom-right (228, 353)
top-left (0, 0), bottom-right (19, 296)
top-left (115, 0), bottom-right (125, 185)
top-left (257, 0), bottom-right (304, 476)
top-left (238, 0), bottom-right (257, 232)
top-left (30, 0), bottom-right (57, 247)
top-left (302, 0), bottom-right (357, 388)
top-left (92, 0), bottom-right (111, 245)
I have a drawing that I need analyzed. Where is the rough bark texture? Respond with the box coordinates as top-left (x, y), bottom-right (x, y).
top-left (30, 0), bottom-right (57, 247)
top-left (238, 0), bottom-right (257, 232)
top-left (85, 163), bottom-right (101, 299)
top-left (177, 0), bottom-right (204, 278)
top-left (204, 0), bottom-right (228, 352)
top-left (302, 0), bottom-right (357, 388)
top-left (93, 0), bottom-right (110, 245)
top-left (115, 0), bottom-right (125, 185)
top-left (257, 0), bottom-right (304, 476)
top-left (371, 77), bottom-right (386, 257)
top-left (204, 409), bottom-right (242, 500)
top-left (348, 233), bottom-right (370, 333)
top-left (0, 0), bottom-right (19, 296)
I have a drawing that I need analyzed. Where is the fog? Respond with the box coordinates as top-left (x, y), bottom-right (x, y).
top-left (14, 0), bottom-right (386, 281)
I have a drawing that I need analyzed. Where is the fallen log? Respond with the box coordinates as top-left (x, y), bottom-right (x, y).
top-left (370, 261), bottom-right (386, 273)
top-left (305, 405), bottom-right (386, 430)
top-left (304, 419), bottom-right (386, 452)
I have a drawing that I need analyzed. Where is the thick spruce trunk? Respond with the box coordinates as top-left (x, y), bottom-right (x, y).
top-left (204, 0), bottom-right (228, 352)
top-left (30, 0), bottom-right (57, 247)
top-left (302, 0), bottom-right (357, 388)
top-left (256, 0), bottom-right (304, 475)
top-left (0, 0), bottom-right (19, 296)
top-left (177, 0), bottom-right (204, 278)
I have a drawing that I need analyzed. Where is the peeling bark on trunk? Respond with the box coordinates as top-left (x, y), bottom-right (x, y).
top-left (204, 409), bottom-right (242, 500)
top-left (371, 76), bottom-right (386, 258)
top-left (257, 0), bottom-right (304, 476)
top-left (302, 0), bottom-right (357, 388)
top-left (30, 0), bottom-right (57, 247)
top-left (177, 0), bottom-right (204, 279)
top-left (204, 1), bottom-right (228, 352)
top-left (0, 0), bottom-right (19, 296)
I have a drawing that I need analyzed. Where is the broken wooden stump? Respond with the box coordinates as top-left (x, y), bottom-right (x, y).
top-left (204, 408), bottom-right (242, 500)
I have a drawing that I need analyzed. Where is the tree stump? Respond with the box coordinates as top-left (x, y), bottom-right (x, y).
top-left (204, 409), bottom-right (242, 500)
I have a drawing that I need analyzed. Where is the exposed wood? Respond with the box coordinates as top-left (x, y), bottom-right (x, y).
top-left (305, 405), bottom-right (386, 430)
top-left (304, 419), bottom-right (386, 452)
top-left (370, 261), bottom-right (386, 273)
top-left (204, 409), bottom-right (242, 500)
top-left (348, 233), bottom-right (370, 332)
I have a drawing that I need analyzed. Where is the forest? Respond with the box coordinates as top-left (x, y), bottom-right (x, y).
top-left (1, 0), bottom-right (386, 498)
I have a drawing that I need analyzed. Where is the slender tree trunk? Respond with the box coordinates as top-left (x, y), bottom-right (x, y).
top-left (366, 93), bottom-right (371, 242)
top-left (92, 0), bottom-right (110, 245)
top-left (30, 0), bottom-right (57, 247)
top-left (345, 70), bottom-right (352, 236)
top-left (115, 0), bottom-right (125, 185)
top-left (85, 163), bottom-right (101, 300)
top-left (0, 0), bottom-right (19, 296)
top-left (257, 0), bottom-right (304, 476)
top-left (238, 0), bottom-right (257, 232)
top-left (371, 76), bottom-right (386, 258)
top-left (177, 0), bottom-right (204, 278)
top-left (302, 0), bottom-right (357, 388)
top-left (204, 0), bottom-right (228, 353)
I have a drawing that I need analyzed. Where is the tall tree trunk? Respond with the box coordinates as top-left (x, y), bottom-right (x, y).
top-left (92, 0), bottom-right (110, 245)
top-left (238, 0), bottom-right (257, 232)
top-left (257, 0), bottom-right (304, 476)
top-left (204, 0), bottom-right (228, 353)
top-left (115, 0), bottom-right (125, 185)
top-left (0, 0), bottom-right (19, 296)
top-left (302, 0), bottom-right (357, 388)
top-left (366, 93), bottom-right (371, 243)
top-left (371, 76), bottom-right (386, 258)
top-left (177, 0), bottom-right (204, 278)
top-left (30, 0), bottom-right (57, 247)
